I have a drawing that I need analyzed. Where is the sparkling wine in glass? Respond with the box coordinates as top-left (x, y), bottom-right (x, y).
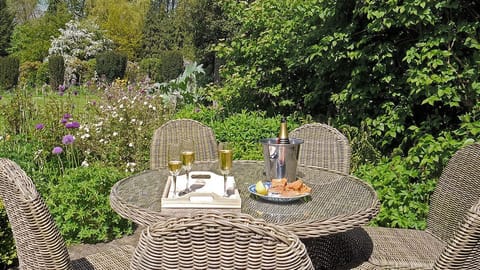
top-left (167, 143), bottom-right (182, 196)
top-left (181, 138), bottom-right (195, 192)
top-left (218, 142), bottom-right (233, 197)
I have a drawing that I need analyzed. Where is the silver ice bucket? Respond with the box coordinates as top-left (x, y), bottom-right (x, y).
top-left (260, 138), bottom-right (303, 182)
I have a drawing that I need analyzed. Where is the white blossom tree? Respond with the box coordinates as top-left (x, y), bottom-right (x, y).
top-left (49, 19), bottom-right (113, 84)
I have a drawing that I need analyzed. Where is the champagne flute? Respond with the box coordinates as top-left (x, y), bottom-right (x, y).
top-left (218, 142), bottom-right (233, 197)
top-left (181, 138), bottom-right (195, 193)
top-left (167, 143), bottom-right (182, 196)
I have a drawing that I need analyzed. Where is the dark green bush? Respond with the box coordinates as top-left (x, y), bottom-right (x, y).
top-left (46, 164), bottom-right (134, 244)
top-left (0, 56), bottom-right (19, 90)
top-left (48, 55), bottom-right (65, 91)
top-left (139, 51), bottom-right (183, 83)
top-left (160, 51), bottom-right (183, 81)
top-left (96, 51), bottom-right (127, 83)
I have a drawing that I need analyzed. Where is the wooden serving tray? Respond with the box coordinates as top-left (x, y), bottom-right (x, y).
top-left (161, 171), bottom-right (241, 210)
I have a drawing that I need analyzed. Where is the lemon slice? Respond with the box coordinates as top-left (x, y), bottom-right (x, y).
top-left (255, 181), bottom-right (268, 195)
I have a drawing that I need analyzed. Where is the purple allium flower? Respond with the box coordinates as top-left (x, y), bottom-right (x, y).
top-left (61, 118), bottom-right (68, 124)
top-left (65, 121), bottom-right (80, 129)
top-left (58, 85), bottom-right (66, 92)
top-left (52, 146), bottom-right (63, 154)
top-left (35, 123), bottom-right (45, 130)
top-left (90, 100), bottom-right (97, 106)
top-left (63, 113), bottom-right (72, 119)
top-left (62, 134), bottom-right (75, 145)
top-left (73, 91), bottom-right (78, 96)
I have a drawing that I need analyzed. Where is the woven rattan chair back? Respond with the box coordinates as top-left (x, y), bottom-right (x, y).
top-left (289, 123), bottom-right (351, 174)
top-left (0, 158), bottom-right (72, 270)
top-left (427, 143), bottom-right (480, 242)
top-left (150, 119), bottom-right (218, 170)
top-left (130, 212), bottom-right (314, 270)
top-left (433, 198), bottom-right (480, 269)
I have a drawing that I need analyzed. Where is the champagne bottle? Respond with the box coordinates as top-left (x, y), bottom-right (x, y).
top-left (276, 117), bottom-right (289, 179)
top-left (278, 117), bottom-right (290, 144)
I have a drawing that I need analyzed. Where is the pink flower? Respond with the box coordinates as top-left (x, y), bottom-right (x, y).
top-left (62, 134), bottom-right (75, 145)
top-left (65, 121), bottom-right (80, 129)
top-left (52, 147), bottom-right (63, 154)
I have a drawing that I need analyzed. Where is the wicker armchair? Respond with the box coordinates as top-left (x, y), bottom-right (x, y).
top-left (289, 122), bottom-right (351, 174)
top-left (150, 119), bottom-right (218, 170)
top-left (289, 123), bottom-right (354, 269)
top-left (350, 143), bottom-right (480, 269)
top-left (0, 158), bottom-right (134, 270)
top-left (130, 212), bottom-right (314, 270)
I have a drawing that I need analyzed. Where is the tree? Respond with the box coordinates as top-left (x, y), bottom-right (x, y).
top-left (86, 0), bottom-right (149, 60)
top-left (140, 0), bottom-right (189, 58)
top-left (49, 19), bottom-right (113, 83)
top-left (8, 4), bottom-right (71, 62)
top-left (0, 0), bottom-right (14, 56)
top-left (6, 0), bottom-right (39, 24)
top-left (185, 0), bottom-right (235, 83)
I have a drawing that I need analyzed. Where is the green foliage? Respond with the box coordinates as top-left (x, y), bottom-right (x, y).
top-left (355, 133), bottom-right (470, 228)
top-left (8, 5), bottom-right (71, 62)
top-left (159, 51), bottom-right (184, 82)
top-left (216, 0), bottom-right (337, 115)
top-left (356, 156), bottom-right (434, 229)
top-left (148, 62), bottom-right (205, 112)
top-left (140, 1), bottom-right (190, 58)
top-left (96, 51), bottom-right (127, 82)
top-left (86, 0), bottom-right (148, 60)
top-left (35, 61), bottom-right (49, 87)
top-left (176, 105), bottom-right (303, 160)
top-left (48, 55), bottom-right (65, 91)
top-left (139, 51), bottom-right (184, 83)
top-left (0, 201), bottom-right (15, 267)
top-left (0, 56), bottom-right (19, 90)
top-left (0, 0), bottom-right (14, 57)
top-left (46, 164), bottom-right (134, 244)
top-left (18, 61), bottom-right (41, 88)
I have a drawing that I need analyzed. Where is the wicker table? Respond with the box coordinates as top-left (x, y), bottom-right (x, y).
top-left (110, 160), bottom-right (379, 238)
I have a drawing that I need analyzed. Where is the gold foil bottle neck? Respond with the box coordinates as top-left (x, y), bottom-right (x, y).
top-left (278, 117), bottom-right (290, 144)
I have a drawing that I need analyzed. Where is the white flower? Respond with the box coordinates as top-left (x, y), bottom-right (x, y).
top-left (81, 160), bottom-right (89, 167)
top-left (119, 117), bottom-right (123, 122)
top-left (131, 118), bottom-right (136, 123)
top-left (80, 133), bottom-right (91, 139)
top-left (113, 132), bottom-right (118, 136)
top-left (128, 142), bottom-right (134, 147)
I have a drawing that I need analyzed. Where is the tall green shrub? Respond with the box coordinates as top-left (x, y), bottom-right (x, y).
top-left (0, 56), bottom-right (19, 90)
top-left (48, 55), bottom-right (64, 91)
top-left (139, 51), bottom-right (183, 83)
top-left (160, 50), bottom-right (184, 82)
top-left (96, 51), bottom-right (127, 82)
top-left (0, 0), bottom-right (14, 57)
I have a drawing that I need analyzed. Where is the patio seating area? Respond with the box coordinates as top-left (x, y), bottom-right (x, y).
top-left (1, 119), bottom-right (479, 269)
